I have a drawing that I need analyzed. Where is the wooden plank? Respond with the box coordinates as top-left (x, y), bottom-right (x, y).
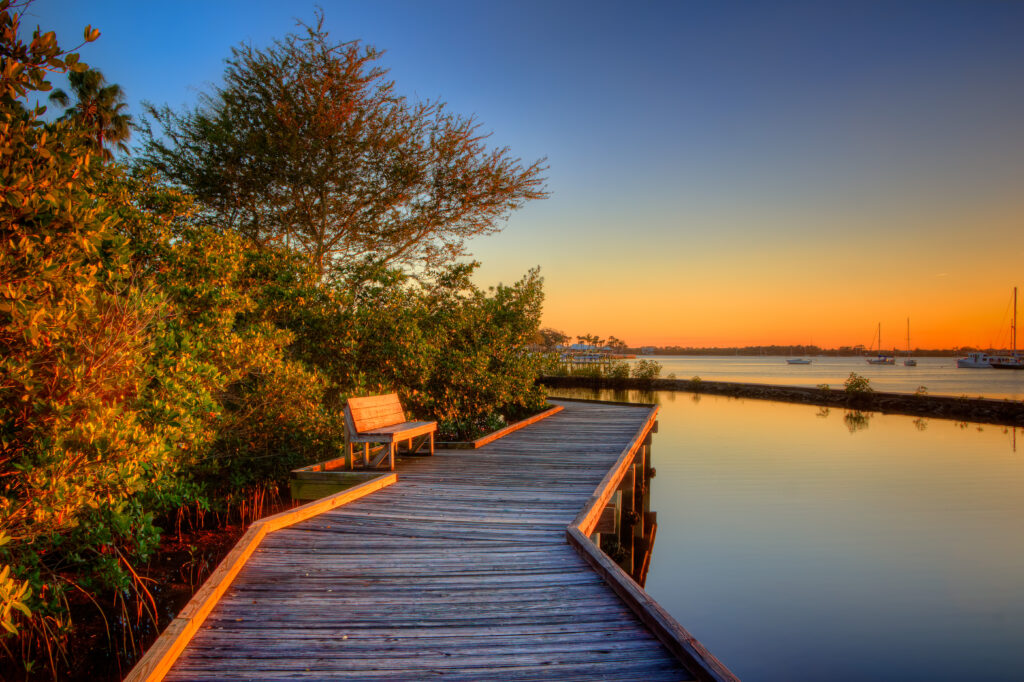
top-left (468, 404), bottom-right (565, 448)
top-left (346, 393), bottom-right (401, 409)
top-left (358, 421), bottom-right (436, 438)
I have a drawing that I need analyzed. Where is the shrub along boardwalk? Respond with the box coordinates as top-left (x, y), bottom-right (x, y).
top-left (156, 400), bottom-right (725, 681)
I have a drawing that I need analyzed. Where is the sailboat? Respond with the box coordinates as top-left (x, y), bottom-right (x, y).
top-left (903, 318), bottom-right (917, 366)
top-left (990, 287), bottom-right (1024, 369)
top-left (866, 323), bottom-right (895, 365)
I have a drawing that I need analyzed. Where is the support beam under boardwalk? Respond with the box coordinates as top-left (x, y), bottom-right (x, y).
top-left (133, 400), bottom-right (736, 681)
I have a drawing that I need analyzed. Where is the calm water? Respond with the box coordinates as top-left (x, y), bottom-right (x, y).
top-left (549, 388), bottom-right (1024, 681)
top-left (625, 355), bottom-right (1024, 399)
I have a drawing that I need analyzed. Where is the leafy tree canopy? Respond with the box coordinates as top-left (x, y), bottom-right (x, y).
top-left (140, 13), bottom-right (548, 275)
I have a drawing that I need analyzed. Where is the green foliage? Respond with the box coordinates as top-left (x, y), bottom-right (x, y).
top-left (631, 359), bottom-right (662, 380)
top-left (844, 372), bottom-right (873, 394)
top-left (914, 385), bottom-right (928, 397)
top-left (0, 8), bottom-right (165, 645)
top-left (106, 169), bottom-right (344, 502)
top-left (607, 361), bottom-right (631, 380)
top-left (688, 375), bottom-right (703, 389)
top-left (275, 262), bottom-right (547, 441)
top-left (141, 12), bottom-right (547, 275)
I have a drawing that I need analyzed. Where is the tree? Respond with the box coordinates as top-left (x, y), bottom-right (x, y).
top-left (537, 327), bottom-right (569, 350)
top-left (49, 67), bottom-right (131, 159)
top-left (141, 14), bottom-right (548, 275)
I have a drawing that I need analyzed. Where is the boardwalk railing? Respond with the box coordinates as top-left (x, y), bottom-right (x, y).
top-left (563, 400), bottom-right (740, 682)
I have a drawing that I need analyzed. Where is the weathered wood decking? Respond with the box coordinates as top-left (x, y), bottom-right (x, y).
top-left (138, 400), bottom-right (732, 681)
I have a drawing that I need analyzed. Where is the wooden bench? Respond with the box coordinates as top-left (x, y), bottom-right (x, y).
top-left (344, 393), bottom-right (436, 471)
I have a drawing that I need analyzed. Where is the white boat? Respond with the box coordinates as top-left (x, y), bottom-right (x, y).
top-left (903, 318), bottom-right (916, 366)
top-left (786, 358), bottom-right (812, 365)
top-left (990, 287), bottom-right (1024, 370)
top-left (866, 323), bottom-right (895, 365)
top-left (957, 351), bottom-right (992, 368)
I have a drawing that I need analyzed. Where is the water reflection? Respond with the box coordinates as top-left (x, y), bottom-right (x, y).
top-left (591, 442), bottom-right (657, 587)
top-left (842, 409), bottom-right (871, 433)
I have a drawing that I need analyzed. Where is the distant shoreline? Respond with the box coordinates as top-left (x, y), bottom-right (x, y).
top-left (540, 376), bottom-right (1024, 427)
top-left (627, 350), bottom-right (964, 357)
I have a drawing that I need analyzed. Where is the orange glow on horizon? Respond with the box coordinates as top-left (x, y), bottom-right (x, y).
top-left (538, 285), bottom-right (1024, 351)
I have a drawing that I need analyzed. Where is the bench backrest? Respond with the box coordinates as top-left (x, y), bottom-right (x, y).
top-left (346, 393), bottom-right (406, 434)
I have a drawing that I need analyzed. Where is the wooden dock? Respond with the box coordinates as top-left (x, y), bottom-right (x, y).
top-left (130, 399), bottom-right (735, 681)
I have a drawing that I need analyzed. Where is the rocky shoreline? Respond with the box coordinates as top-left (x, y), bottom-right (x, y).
top-left (540, 375), bottom-right (1024, 427)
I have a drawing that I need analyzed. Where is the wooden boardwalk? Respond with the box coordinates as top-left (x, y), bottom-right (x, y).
top-left (146, 400), bottom-right (730, 681)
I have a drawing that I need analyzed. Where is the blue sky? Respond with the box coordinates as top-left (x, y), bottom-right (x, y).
top-left (30, 1), bottom-right (1024, 347)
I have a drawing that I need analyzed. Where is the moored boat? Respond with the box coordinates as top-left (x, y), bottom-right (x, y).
top-left (987, 287), bottom-right (1024, 369)
top-left (786, 358), bottom-right (812, 365)
top-left (957, 352), bottom-right (992, 368)
top-left (903, 318), bottom-right (917, 366)
top-left (865, 322), bottom-right (895, 365)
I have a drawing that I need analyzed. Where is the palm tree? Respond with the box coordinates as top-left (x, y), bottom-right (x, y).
top-left (50, 68), bottom-right (131, 160)
top-left (607, 335), bottom-right (627, 352)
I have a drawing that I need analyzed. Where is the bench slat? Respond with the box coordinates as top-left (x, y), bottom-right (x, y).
top-left (347, 393), bottom-right (401, 409)
top-left (349, 421), bottom-right (437, 441)
top-left (351, 412), bottom-right (406, 433)
top-left (349, 403), bottom-right (406, 422)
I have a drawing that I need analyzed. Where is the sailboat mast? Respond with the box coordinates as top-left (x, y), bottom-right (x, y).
top-left (907, 317), bottom-right (910, 353)
top-left (1014, 286), bottom-right (1017, 356)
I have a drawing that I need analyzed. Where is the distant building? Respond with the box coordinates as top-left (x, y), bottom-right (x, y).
top-left (640, 346), bottom-right (656, 355)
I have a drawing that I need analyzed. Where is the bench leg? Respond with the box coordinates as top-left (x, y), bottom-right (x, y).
top-left (363, 443), bottom-right (370, 468)
top-left (429, 432), bottom-right (434, 456)
top-left (345, 440), bottom-right (353, 470)
top-left (389, 442), bottom-right (396, 471)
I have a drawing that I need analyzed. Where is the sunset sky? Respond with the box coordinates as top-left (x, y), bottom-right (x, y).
top-left (34, 1), bottom-right (1024, 349)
